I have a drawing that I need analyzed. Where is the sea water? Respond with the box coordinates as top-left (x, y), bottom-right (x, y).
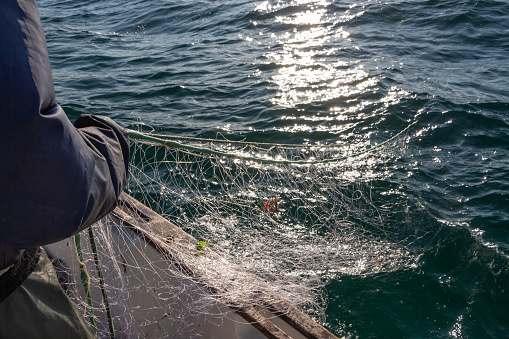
top-left (40, 0), bottom-right (508, 337)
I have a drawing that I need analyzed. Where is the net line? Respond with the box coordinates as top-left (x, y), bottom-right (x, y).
top-left (126, 121), bottom-right (416, 165)
top-left (47, 120), bottom-right (423, 338)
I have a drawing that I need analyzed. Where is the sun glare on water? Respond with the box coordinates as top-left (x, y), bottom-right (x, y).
top-left (256, 0), bottom-right (375, 114)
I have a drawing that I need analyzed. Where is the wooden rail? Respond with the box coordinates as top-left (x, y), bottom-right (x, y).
top-left (112, 192), bottom-right (339, 339)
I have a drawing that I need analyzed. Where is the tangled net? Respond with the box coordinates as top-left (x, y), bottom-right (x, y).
top-left (46, 124), bottom-right (420, 338)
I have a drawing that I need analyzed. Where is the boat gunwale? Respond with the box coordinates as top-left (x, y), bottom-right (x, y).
top-left (113, 192), bottom-right (339, 339)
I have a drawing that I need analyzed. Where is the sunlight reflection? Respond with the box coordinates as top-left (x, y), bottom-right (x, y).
top-left (252, 0), bottom-right (407, 182)
top-left (256, 0), bottom-right (330, 13)
top-left (258, 1), bottom-right (377, 109)
top-left (275, 9), bottom-right (328, 25)
top-left (270, 62), bottom-right (375, 108)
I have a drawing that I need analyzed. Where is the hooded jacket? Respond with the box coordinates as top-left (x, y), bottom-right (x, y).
top-left (0, 0), bottom-right (129, 269)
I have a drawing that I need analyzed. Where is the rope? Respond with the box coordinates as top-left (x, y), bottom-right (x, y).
top-left (127, 121), bottom-right (415, 165)
top-left (73, 233), bottom-right (97, 333)
top-left (129, 131), bottom-right (344, 148)
top-left (88, 226), bottom-right (115, 338)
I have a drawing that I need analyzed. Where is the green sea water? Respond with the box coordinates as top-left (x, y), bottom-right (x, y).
top-left (40, 0), bottom-right (509, 337)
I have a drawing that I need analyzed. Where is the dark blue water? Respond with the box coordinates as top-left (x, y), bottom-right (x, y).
top-left (40, 0), bottom-right (509, 337)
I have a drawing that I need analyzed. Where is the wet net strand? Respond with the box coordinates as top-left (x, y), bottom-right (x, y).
top-left (48, 123), bottom-right (420, 338)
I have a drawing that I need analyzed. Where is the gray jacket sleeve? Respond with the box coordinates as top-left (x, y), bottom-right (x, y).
top-left (0, 0), bottom-right (129, 254)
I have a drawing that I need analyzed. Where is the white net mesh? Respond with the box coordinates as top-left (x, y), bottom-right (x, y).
top-left (46, 126), bottom-right (420, 338)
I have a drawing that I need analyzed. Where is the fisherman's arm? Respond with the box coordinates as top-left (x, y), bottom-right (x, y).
top-left (0, 0), bottom-right (129, 252)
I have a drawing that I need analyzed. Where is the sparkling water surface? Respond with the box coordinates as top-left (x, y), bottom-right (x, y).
top-left (40, 0), bottom-right (509, 337)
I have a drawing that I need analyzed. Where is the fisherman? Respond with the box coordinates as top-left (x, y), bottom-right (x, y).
top-left (0, 0), bottom-right (129, 337)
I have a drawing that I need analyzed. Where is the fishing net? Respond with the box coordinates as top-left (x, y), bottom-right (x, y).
top-left (45, 123), bottom-right (420, 338)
